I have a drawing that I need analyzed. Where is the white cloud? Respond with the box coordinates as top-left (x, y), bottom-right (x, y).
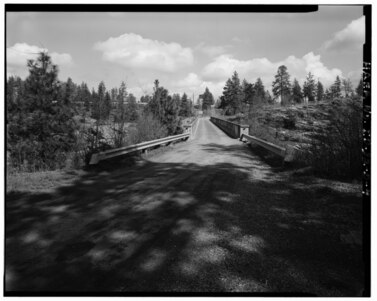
top-left (51, 53), bottom-right (73, 65)
top-left (321, 16), bottom-right (365, 52)
top-left (195, 42), bottom-right (229, 57)
top-left (201, 52), bottom-right (342, 89)
top-left (7, 43), bottom-right (73, 78)
top-left (202, 54), bottom-right (275, 82)
top-left (127, 87), bottom-right (144, 100)
top-left (94, 33), bottom-right (194, 72)
top-left (302, 52), bottom-right (342, 85)
top-left (175, 72), bottom-right (202, 88)
top-left (7, 43), bottom-right (42, 67)
top-left (171, 72), bottom-right (227, 100)
top-left (128, 82), bottom-right (155, 98)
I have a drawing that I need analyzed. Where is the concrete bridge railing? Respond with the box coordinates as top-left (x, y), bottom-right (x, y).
top-left (240, 133), bottom-right (302, 163)
top-left (210, 116), bottom-right (249, 138)
top-left (210, 116), bottom-right (302, 163)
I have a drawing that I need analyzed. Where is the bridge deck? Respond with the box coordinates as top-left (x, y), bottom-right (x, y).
top-left (150, 117), bottom-right (272, 173)
top-left (6, 117), bottom-right (363, 295)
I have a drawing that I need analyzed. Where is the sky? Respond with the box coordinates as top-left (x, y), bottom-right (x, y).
top-left (6, 5), bottom-right (365, 101)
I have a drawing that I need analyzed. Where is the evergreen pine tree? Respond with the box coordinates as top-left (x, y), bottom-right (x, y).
top-left (140, 95), bottom-right (152, 103)
top-left (125, 93), bottom-right (139, 122)
top-left (97, 81), bottom-right (107, 120)
top-left (104, 91), bottom-right (112, 120)
top-left (80, 82), bottom-right (91, 113)
top-left (316, 80), bottom-right (324, 102)
top-left (64, 77), bottom-right (76, 106)
top-left (330, 75), bottom-right (342, 98)
top-left (265, 91), bottom-right (273, 104)
top-left (8, 52), bottom-right (76, 170)
top-left (242, 79), bottom-right (255, 107)
top-left (292, 78), bottom-right (303, 103)
top-left (110, 87), bottom-right (118, 108)
top-left (303, 72), bottom-right (316, 102)
top-left (115, 81), bottom-right (127, 122)
top-left (272, 65), bottom-right (291, 104)
top-left (230, 71), bottom-right (243, 114)
top-left (254, 78), bottom-right (266, 104)
top-left (146, 80), bottom-right (180, 135)
top-left (219, 78), bottom-right (233, 113)
top-left (6, 76), bottom-right (20, 115)
top-left (342, 78), bottom-right (353, 98)
top-left (324, 88), bottom-right (331, 100)
top-left (162, 94), bottom-right (181, 135)
top-left (91, 88), bottom-right (99, 119)
top-left (202, 87), bottom-right (214, 111)
top-left (179, 93), bottom-right (191, 117)
top-left (219, 71), bottom-right (243, 115)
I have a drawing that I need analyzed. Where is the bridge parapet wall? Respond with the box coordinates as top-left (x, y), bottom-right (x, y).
top-left (210, 117), bottom-right (249, 138)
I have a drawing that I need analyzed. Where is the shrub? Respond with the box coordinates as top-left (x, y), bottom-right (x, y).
top-left (64, 151), bottom-right (84, 170)
top-left (283, 111), bottom-right (296, 129)
top-left (8, 139), bottom-right (70, 172)
top-left (296, 110), bottom-right (305, 118)
top-left (128, 112), bottom-right (168, 145)
top-left (305, 98), bottom-right (362, 179)
top-left (110, 121), bottom-right (128, 148)
top-left (74, 126), bottom-right (112, 166)
top-left (248, 118), bottom-right (286, 147)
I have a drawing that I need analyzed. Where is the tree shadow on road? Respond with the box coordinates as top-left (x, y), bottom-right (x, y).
top-left (5, 157), bottom-right (364, 296)
top-left (201, 142), bottom-right (294, 173)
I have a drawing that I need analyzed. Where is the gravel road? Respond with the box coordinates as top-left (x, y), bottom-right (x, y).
top-left (6, 117), bottom-right (364, 295)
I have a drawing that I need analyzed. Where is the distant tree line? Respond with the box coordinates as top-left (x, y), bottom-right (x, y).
top-left (217, 66), bottom-right (363, 115)
top-left (218, 71), bottom-right (273, 115)
top-left (7, 52), bottom-right (195, 171)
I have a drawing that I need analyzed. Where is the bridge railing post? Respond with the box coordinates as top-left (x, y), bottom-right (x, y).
top-left (240, 124), bottom-right (250, 137)
top-left (183, 125), bottom-right (192, 136)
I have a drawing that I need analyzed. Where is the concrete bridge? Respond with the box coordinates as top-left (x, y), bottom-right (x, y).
top-left (5, 117), bottom-right (364, 295)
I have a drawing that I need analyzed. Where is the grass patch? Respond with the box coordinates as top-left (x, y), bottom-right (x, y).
top-left (6, 169), bottom-right (85, 193)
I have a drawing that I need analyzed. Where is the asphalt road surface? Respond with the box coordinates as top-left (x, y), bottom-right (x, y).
top-left (6, 117), bottom-right (364, 295)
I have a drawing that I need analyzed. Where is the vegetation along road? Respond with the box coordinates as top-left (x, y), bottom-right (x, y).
top-left (6, 117), bottom-right (363, 295)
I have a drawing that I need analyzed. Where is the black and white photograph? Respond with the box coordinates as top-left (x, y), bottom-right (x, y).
top-left (4, 3), bottom-right (371, 297)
